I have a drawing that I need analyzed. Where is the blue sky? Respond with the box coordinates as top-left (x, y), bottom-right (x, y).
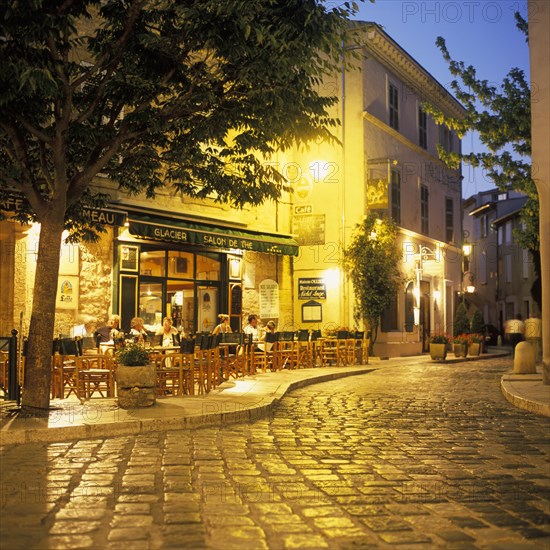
top-left (351, 0), bottom-right (530, 198)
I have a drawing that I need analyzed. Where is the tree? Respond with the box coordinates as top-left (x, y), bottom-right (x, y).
top-left (470, 309), bottom-right (485, 335)
top-left (343, 214), bottom-right (403, 354)
top-left (423, 13), bottom-right (539, 256)
top-left (0, 0), bottom-right (367, 414)
top-left (453, 302), bottom-right (470, 337)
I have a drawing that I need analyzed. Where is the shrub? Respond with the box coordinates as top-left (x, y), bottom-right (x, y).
top-left (470, 309), bottom-right (485, 335)
top-left (429, 334), bottom-right (451, 344)
top-left (115, 342), bottom-right (150, 366)
top-left (453, 334), bottom-right (470, 345)
top-left (453, 302), bottom-right (470, 336)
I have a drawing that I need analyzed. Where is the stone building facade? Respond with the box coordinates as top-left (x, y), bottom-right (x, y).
top-left (1, 22), bottom-right (466, 357)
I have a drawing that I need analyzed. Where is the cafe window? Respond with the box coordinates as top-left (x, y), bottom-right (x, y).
top-left (140, 249), bottom-right (166, 277)
top-left (168, 250), bottom-right (194, 279)
top-left (196, 252), bottom-right (220, 281)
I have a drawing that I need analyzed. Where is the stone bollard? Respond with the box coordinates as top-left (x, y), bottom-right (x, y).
top-left (513, 341), bottom-right (536, 374)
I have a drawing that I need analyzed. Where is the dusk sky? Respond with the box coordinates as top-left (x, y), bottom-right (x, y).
top-left (352, 0), bottom-right (531, 198)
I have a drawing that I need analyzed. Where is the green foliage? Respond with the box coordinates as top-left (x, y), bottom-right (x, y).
top-left (116, 342), bottom-right (150, 367)
top-left (0, 0), bottom-right (367, 235)
top-left (429, 334), bottom-right (451, 345)
top-left (453, 302), bottom-right (470, 337)
top-left (343, 214), bottom-right (403, 348)
top-left (423, 13), bottom-right (539, 252)
top-left (470, 309), bottom-right (485, 335)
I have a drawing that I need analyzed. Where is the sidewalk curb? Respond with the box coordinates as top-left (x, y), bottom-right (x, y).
top-left (500, 374), bottom-right (550, 418)
top-left (0, 367), bottom-right (375, 446)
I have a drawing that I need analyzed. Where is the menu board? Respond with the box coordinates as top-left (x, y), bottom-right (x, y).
top-left (293, 214), bottom-right (325, 246)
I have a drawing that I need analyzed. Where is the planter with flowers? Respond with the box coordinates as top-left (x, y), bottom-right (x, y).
top-left (468, 334), bottom-right (484, 357)
top-left (115, 342), bottom-right (156, 408)
top-left (453, 334), bottom-right (469, 358)
top-left (429, 334), bottom-right (451, 360)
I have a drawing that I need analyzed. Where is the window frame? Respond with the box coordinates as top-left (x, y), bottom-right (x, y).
top-left (388, 82), bottom-right (399, 131)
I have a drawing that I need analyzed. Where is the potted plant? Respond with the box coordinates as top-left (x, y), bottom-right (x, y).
top-left (468, 334), bottom-right (484, 356)
top-left (115, 342), bottom-right (156, 408)
top-left (470, 309), bottom-right (486, 353)
top-left (453, 334), bottom-right (469, 358)
top-left (429, 334), bottom-right (451, 360)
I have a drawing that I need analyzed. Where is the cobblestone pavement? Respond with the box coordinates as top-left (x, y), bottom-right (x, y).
top-left (1, 358), bottom-right (549, 549)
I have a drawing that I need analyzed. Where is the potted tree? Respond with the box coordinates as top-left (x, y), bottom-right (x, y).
top-left (470, 309), bottom-right (486, 354)
top-left (115, 342), bottom-right (156, 408)
top-left (429, 334), bottom-right (451, 360)
top-left (453, 303), bottom-right (470, 357)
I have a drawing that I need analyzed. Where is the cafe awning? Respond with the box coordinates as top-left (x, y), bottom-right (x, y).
top-left (128, 213), bottom-right (299, 256)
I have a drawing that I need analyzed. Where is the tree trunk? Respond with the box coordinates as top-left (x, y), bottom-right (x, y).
top-left (21, 212), bottom-right (65, 414)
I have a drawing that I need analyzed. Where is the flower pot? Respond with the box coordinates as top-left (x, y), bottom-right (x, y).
top-left (469, 342), bottom-right (481, 356)
top-left (429, 343), bottom-right (447, 360)
top-left (116, 364), bottom-right (156, 408)
top-left (453, 343), bottom-right (468, 358)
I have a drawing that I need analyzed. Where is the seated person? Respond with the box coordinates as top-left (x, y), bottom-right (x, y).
top-left (95, 315), bottom-right (121, 344)
top-left (212, 314), bottom-right (232, 335)
top-left (71, 315), bottom-right (97, 338)
top-left (244, 314), bottom-right (265, 351)
top-left (155, 317), bottom-right (180, 347)
top-left (130, 316), bottom-right (148, 344)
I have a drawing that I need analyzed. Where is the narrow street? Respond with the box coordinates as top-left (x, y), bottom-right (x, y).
top-left (1, 357), bottom-right (549, 549)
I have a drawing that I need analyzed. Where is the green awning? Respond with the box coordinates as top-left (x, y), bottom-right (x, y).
top-left (128, 213), bottom-right (298, 256)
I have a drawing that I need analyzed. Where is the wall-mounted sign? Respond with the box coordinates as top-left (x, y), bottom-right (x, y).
top-left (56, 276), bottom-right (79, 310)
top-left (0, 190), bottom-right (127, 226)
top-left (293, 214), bottom-right (325, 246)
top-left (298, 278), bottom-right (326, 300)
top-left (302, 300), bottom-right (322, 323)
top-left (294, 205), bottom-right (312, 214)
top-left (259, 279), bottom-right (279, 318)
top-left (295, 176), bottom-right (313, 200)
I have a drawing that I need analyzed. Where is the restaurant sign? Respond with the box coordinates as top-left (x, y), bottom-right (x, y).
top-left (128, 217), bottom-right (299, 256)
top-left (298, 277), bottom-right (326, 300)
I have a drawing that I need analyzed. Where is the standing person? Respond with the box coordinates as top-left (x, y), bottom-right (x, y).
top-left (155, 317), bottom-right (180, 347)
top-left (130, 317), bottom-right (148, 344)
top-left (212, 314), bottom-right (232, 335)
top-left (504, 313), bottom-right (525, 356)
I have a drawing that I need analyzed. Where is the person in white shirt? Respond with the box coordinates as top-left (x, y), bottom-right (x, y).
top-left (155, 317), bottom-right (180, 347)
top-left (244, 314), bottom-right (266, 350)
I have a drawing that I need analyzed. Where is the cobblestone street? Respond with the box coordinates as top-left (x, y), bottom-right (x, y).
top-left (1, 357), bottom-right (549, 549)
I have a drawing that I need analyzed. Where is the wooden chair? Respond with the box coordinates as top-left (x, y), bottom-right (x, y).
top-left (156, 353), bottom-right (191, 396)
top-left (319, 338), bottom-right (338, 366)
top-left (275, 332), bottom-right (297, 370)
top-left (295, 330), bottom-right (312, 368)
top-left (75, 355), bottom-right (115, 399)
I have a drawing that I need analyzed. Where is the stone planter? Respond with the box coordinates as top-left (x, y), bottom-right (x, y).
top-left (468, 342), bottom-right (481, 356)
top-left (453, 343), bottom-right (468, 358)
top-left (116, 364), bottom-right (156, 408)
top-left (429, 343), bottom-right (447, 360)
